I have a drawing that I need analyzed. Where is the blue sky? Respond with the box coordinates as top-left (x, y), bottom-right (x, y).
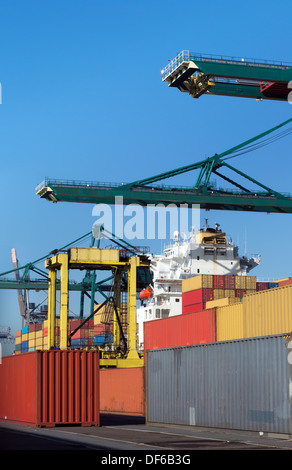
top-left (0, 0), bottom-right (291, 334)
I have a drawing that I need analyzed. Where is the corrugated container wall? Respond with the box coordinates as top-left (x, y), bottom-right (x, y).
top-left (146, 334), bottom-right (292, 434)
top-left (0, 350), bottom-right (99, 427)
top-left (144, 309), bottom-right (216, 352)
top-left (216, 302), bottom-right (244, 342)
top-left (243, 285), bottom-right (292, 338)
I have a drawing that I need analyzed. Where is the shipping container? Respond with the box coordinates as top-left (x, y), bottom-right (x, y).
top-left (276, 278), bottom-right (292, 288)
top-left (0, 350), bottom-right (99, 427)
top-left (243, 285), bottom-right (292, 338)
top-left (182, 289), bottom-right (213, 306)
top-left (146, 334), bottom-right (292, 434)
top-left (94, 334), bottom-right (113, 346)
top-left (213, 289), bottom-right (225, 300)
top-left (206, 296), bottom-right (241, 309)
top-left (182, 275), bottom-right (213, 293)
top-left (235, 289), bottom-right (246, 298)
top-left (144, 309), bottom-right (216, 352)
top-left (213, 275), bottom-right (224, 289)
top-left (256, 282), bottom-right (269, 291)
top-left (216, 302), bottom-right (244, 341)
top-left (100, 367), bottom-right (144, 416)
top-left (235, 276), bottom-right (245, 289)
top-left (182, 303), bottom-right (204, 314)
top-left (224, 275), bottom-right (235, 289)
top-left (245, 276), bottom-right (256, 290)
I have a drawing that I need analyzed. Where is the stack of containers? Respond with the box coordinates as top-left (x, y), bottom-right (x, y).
top-left (93, 304), bottom-right (114, 348)
top-left (216, 282), bottom-right (292, 342)
top-left (182, 274), bottom-right (257, 313)
top-left (21, 325), bottom-right (29, 353)
top-left (182, 275), bottom-right (213, 313)
top-left (35, 326), bottom-right (43, 350)
top-left (28, 324), bottom-right (36, 352)
top-left (69, 318), bottom-right (95, 349)
top-left (42, 320), bottom-right (49, 350)
top-left (15, 330), bottom-right (22, 354)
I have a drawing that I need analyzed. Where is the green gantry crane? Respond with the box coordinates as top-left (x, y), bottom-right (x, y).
top-left (161, 51), bottom-right (292, 101)
top-left (35, 117), bottom-right (292, 214)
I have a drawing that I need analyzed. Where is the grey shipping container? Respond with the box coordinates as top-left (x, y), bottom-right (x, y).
top-left (146, 334), bottom-right (292, 434)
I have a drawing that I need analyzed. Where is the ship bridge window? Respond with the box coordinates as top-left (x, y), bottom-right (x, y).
top-left (175, 298), bottom-right (180, 302)
top-left (161, 309), bottom-right (170, 318)
top-left (155, 309), bottom-right (160, 318)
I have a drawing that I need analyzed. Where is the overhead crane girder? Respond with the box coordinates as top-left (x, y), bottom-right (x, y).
top-left (35, 118), bottom-right (292, 214)
top-left (161, 51), bottom-right (292, 101)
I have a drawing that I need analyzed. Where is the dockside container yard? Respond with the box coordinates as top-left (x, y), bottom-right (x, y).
top-left (2, 274), bottom-right (292, 435)
top-left (1, 14), bottom-right (292, 450)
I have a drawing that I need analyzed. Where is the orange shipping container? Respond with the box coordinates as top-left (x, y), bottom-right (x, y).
top-left (0, 350), bottom-right (99, 427)
top-left (100, 367), bottom-right (144, 416)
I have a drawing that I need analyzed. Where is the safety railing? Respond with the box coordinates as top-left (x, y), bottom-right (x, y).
top-left (160, 50), bottom-right (191, 81)
top-left (161, 50), bottom-right (292, 81)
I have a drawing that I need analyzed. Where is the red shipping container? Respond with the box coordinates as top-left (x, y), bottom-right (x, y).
top-left (182, 303), bottom-right (204, 314)
top-left (144, 309), bottom-right (216, 352)
top-left (235, 289), bottom-right (246, 297)
top-left (224, 275), bottom-right (235, 289)
top-left (213, 275), bottom-right (225, 289)
top-left (182, 288), bottom-right (213, 306)
top-left (277, 279), bottom-right (292, 288)
top-left (94, 324), bottom-right (113, 335)
top-left (0, 350), bottom-right (99, 427)
top-left (71, 328), bottom-right (89, 339)
top-left (256, 282), bottom-right (269, 291)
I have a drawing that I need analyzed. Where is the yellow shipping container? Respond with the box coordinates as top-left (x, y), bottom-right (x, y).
top-left (216, 302), bottom-right (244, 341)
top-left (22, 333), bottom-right (28, 341)
top-left (43, 320), bottom-right (48, 328)
top-left (29, 339), bottom-right (36, 348)
top-left (245, 276), bottom-right (257, 290)
top-left (213, 289), bottom-right (225, 300)
top-left (35, 330), bottom-right (43, 339)
top-left (182, 275), bottom-right (213, 293)
top-left (243, 285), bottom-right (292, 338)
top-left (15, 336), bottom-right (22, 345)
top-left (206, 297), bottom-right (240, 309)
top-left (224, 289), bottom-right (235, 298)
top-left (235, 276), bottom-right (245, 289)
top-left (245, 289), bottom-right (256, 295)
top-left (28, 332), bottom-right (35, 340)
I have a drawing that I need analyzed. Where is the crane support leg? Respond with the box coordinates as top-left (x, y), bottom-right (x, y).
top-left (48, 268), bottom-right (56, 348)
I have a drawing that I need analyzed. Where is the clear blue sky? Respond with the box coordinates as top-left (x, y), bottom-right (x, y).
top-left (1, 0), bottom-right (291, 334)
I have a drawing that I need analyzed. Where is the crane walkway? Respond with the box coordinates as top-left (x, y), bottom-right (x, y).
top-left (161, 50), bottom-right (292, 100)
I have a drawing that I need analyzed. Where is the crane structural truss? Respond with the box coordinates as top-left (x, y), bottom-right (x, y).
top-left (35, 117), bottom-right (292, 214)
top-left (160, 51), bottom-right (292, 101)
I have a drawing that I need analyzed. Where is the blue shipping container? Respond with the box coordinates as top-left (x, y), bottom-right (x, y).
top-left (22, 326), bottom-right (29, 334)
top-left (94, 334), bottom-right (113, 346)
top-left (71, 338), bottom-right (88, 348)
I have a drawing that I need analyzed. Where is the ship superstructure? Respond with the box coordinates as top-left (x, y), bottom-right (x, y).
top-left (137, 222), bottom-right (260, 350)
